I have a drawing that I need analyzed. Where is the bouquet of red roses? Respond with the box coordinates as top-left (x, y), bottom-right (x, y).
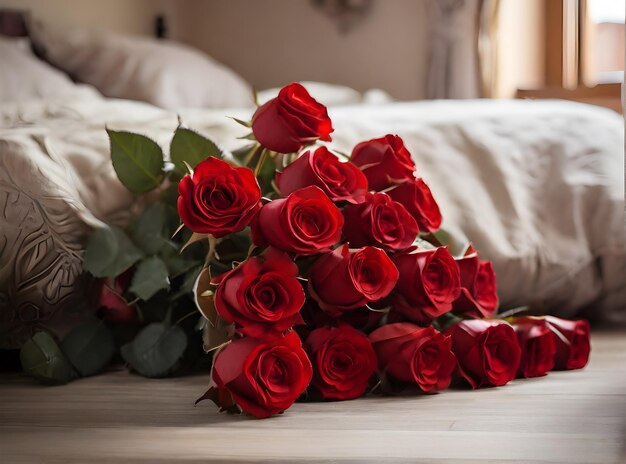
top-left (165, 83), bottom-right (589, 418)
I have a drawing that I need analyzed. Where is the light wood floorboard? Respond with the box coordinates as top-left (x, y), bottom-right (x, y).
top-left (1, 331), bottom-right (625, 463)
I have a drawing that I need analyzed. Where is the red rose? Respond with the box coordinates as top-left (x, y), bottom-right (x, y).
top-left (212, 332), bottom-right (312, 418)
top-left (387, 178), bottom-right (442, 233)
top-left (545, 316), bottom-right (591, 370)
top-left (391, 246), bottom-right (461, 324)
top-left (98, 271), bottom-right (137, 323)
top-left (214, 248), bottom-right (305, 338)
top-left (251, 83), bottom-right (334, 153)
top-left (276, 146), bottom-right (367, 203)
top-left (343, 193), bottom-right (419, 252)
top-left (177, 157), bottom-right (261, 237)
top-left (452, 245), bottom-right (499, 319)
top-left (350, 134), bottom-right (416, 191)
top-left (446, 319), bottom-right (521, 388)
top-left (510, 317), bottom-right (556, 378)
top-left (251, 186), bottom-right (344, 256)
top-left (304, 325), bottom-right (377, 400)
top-left (308, 244), bottom-right (399, 313)
top-left (370, 323), bottom-right (456, 393)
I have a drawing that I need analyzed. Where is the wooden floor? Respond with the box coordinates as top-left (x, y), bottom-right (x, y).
top-left (1, 331), bottom-right (626, 464)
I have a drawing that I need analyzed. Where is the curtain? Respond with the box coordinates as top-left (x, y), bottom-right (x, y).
top-left (426, 0), bottom-right (497, 99)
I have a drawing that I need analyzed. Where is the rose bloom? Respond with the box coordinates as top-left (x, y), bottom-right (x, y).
top-left (251, 82), bottom-right (333, 153)
top-left (214, 248), bottom-right (305, 338)
top-left (276, 146), bottom-right (368, 203)
top-left (350, 134), bottom-right (416, 191)
top-left (304, 325), bottom-right (377, 400)
top-left (370, 323), bottom-right (456, 393)
top-left (343, 193), bottom-right (419, 252)
top-left (251, 186), bottom-right (344, 256)
top-left (446, 319), bottom-right (521, 388)
top-left (387, 178), bottom-right (442, 233)
top-left (178, 156), bottom-right (261, 237)
top-left (308, 244), bottom-right (399, 313)
top-left (545, 316), bottom-right (591, 370)
top-left (452, 245), bottom-right (499, 319)
top-left (391, 246), bottom-right (461, 324)
top-left (98, 271), bottom-right (137, 324)
top-left (510, 317), bottom-right (557, 378)
top-left (212, 332), bottom-right (312, 419)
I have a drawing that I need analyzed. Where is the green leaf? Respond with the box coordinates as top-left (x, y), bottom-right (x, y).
top-left (228, 116), bottom-right (252, 128)
top-left (107, 129), bottom-right (165, 193)
top-left (131, 203), bottom-right (168, 255)
top-left (121, 323), bottom-right (187, 378)
top-left (170, 127), bottom-right (222, 178)
top-left (129, 256), bottom-right (170, 300)
top-left (84, 226), bottom-right (144, 278)
top-left (20, 332), bottom-right (77, 384)
top-left (61, 319), bottom-right (116, 377)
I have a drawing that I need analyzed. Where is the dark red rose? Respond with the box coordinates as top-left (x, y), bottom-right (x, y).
top-left (343, 193), bottom-right (419, 252)
top-left (178, 156), bottom-right (261, 237)
top-left (214, 248), bottom-right (305, 338)
top-left (545, 316), bottom-right (591, 370)
top-left (452, 245), bottom-right (499, 319)
top-left (251, 186), bottom-right (343, 256)
top-left (308, 244), bottom-right (399, 313)
top-left (98, 271), bottom-right (137, 323)
top-left (251, 82), bottom-right (334, 153)
top-left (304, 325), bottom-right (377, 400)
top-left (276, 146), bottom-right (367, 203)
top-left (391, 246), bottom-right (461, 324)
top-left (387, 178), bottom-right (442, 233)
top-left (510, 317), bottom-right (556, 378)
top-left (446, 319), bottom-right (521, 388)
top-left (370, 323), bottom-right (456, 393)
top-left (212, 332), bottom-right (312, 419)
top-left (350, 134), bottom-right (416, 191)
top-left (299, 299), bottom-right (385, 334)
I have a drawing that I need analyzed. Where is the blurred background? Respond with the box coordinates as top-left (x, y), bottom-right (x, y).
top-left (0, 0), bottom-right (622, 111)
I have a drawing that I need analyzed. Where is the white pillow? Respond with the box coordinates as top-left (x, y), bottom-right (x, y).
top-left (0, 36), bottom-right (95, 102)
top-left (29, 20), bottom-right (254, 110)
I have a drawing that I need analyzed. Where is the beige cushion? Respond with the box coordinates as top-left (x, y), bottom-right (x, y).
top-left (29, 20), bottom-right (254, 110)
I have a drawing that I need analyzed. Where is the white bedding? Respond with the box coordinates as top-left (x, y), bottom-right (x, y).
top-left (1, 94), bottom-right (624, 322)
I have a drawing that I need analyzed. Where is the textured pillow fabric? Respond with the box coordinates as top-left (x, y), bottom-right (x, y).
top-left (0, 36), bottom-right (98, 102)
top-left (29, 20), bottom-right (254, 110)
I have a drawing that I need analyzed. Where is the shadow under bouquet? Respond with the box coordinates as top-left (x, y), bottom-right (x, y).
top-left (20, 83), bottom-right (590, 417)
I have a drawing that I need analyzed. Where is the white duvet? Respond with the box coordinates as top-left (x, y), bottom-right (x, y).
top-left (1, 94), bottom-right (624, 321)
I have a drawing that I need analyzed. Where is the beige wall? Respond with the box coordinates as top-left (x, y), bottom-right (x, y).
top-left (0, 0), bottom-right (179, 37)
top-left (176, 0), bottom-right (431, 100)
top-left (494, 0), bottom-right (545, 98)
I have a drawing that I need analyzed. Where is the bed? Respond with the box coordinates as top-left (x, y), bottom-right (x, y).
top-left (1, 12), bottom-right (624, 348)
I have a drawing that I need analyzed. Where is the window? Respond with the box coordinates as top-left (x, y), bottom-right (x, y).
top-left (583, 0), bottom-right (624, 85)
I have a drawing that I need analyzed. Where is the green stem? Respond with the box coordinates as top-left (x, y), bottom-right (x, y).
top-left (254, 148), bottom-right (268, 177)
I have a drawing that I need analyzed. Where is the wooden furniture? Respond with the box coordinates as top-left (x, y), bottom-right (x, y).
top-left (1, 330), bottom-right (625, 463)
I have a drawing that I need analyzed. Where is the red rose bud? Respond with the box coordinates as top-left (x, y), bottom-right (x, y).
top-left (276, 146), bottom-right (368, 203)
top-left (212, 332), bottom-right (312, 419)
top-left (98, 271), bottom-right (137, 323)
top-left (370, 323), bottom-right (456, 393)
top-left (391, 246), bottom-right (461, 324)
top-left (177, 157), bottom-right (261, 237)
top-left (305, 325), bottom-right (377, 400)
top-left (350, 134), bottom-right (416, 191)
top-left (343, 193), bottom-right (419, 252)
top-left (251, 82), bottom-right (333, 153)
top-left (452, 245), bottom-right (499, 319)
top-left (308, 244), bottom-right (399, 313)
top-left (387, 178), bottom-right (442, 233)
top-left (251, 185), bottom-right (343, 256)
top-left (510, 317), bottom-right (556, 378)
top-left (545, 316), bottom-right (591, 370)
top-left (447, 319), bottom-right (521, 389)
top-left (214, 248), bottom-right (305, 338)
